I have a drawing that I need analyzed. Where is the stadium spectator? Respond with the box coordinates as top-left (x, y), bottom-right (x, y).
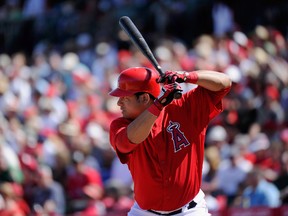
top-left (66, 151), bottom-right (105, 214)
top-left (274, 151), bottom-right (288, 204)
top-left (30, 165), bottom-right (66, 215)
top-left (215, 147), bottom-right (247, 206)
top-left (241, 168), bottom-right (280, 208)
top-left (0, 182), bottom-right (29, 216)
top-left (206, 125), bottom-right (231, 160)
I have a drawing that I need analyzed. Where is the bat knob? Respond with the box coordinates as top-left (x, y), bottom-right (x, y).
top-left (173, 91), bottom-right (182, 99)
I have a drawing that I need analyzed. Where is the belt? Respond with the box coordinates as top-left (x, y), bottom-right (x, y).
top-left (147, 200), bottom-right (197, 215)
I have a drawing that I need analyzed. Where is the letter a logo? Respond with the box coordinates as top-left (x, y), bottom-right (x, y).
top-left (167, 121), bottom-right (190, 152)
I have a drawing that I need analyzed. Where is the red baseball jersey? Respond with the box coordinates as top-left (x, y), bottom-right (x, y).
top-left (109, 86), bottom-right (230, 211)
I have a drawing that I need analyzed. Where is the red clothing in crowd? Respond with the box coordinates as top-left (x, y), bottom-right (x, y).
top-left (67, 165), bottom-right (103, 199)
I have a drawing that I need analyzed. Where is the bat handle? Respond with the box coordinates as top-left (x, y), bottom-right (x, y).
top-left (158, 70), bottom-right (182, 99)
top-left (165, 72), bottom-right (183, 99)
top-left (173, 90), bottom-right (182, 99)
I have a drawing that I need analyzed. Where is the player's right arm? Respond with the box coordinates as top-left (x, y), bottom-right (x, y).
top-left (127, 109), bottom-right (158, 144)
top-left (127, 82), bottom-right (182, 144)
top-left (110, 82), bottom-right (182, 155)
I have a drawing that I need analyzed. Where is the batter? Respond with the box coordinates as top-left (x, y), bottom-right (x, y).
top-left (109, 67), bottom-right (231, 215)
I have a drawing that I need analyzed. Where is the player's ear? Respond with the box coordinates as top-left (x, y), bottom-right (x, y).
top-left (138, 93), bottom-right (151, 104)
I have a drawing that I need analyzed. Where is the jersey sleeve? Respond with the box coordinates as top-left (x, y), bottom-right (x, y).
top-left (185, 85), bottom-right (231, 122)
top-left (206, 86), bottom-right (231, 106)
top-left (109, 117), bottom-right (138, 164)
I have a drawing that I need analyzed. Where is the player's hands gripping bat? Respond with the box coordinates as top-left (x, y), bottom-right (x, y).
top-left (164, 71), bottom-right (199, 84)
top-left (148, 82), bottom-right (182, 116)
top-left (119, 16), bottom-right (182, 99)
top-left (157, 82), bottom-right (182, 107)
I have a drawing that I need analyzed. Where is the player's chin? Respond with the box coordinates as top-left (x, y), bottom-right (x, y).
top-left (121, 111), bottom-right (129, 118)
top-left (122, 112), bottom-right (137, 120)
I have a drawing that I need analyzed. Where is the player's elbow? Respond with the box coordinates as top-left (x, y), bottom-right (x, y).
top-left (221, 74), bottom-right (232, 89)
top-left (210, 73), bottom-right (232, 91)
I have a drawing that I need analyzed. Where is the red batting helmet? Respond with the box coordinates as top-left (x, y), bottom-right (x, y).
top-left (109, 67), bottom-right (160, 98)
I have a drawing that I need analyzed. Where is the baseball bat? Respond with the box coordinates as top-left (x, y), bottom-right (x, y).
top-left (119, 16), bottom-right (182, 99)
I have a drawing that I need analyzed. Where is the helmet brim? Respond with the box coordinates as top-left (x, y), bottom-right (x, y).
top-left (109, 88), bottom-right (137, 97)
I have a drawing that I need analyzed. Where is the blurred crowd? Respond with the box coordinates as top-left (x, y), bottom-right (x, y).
top-left (0, 0), bottom-right (288, 216)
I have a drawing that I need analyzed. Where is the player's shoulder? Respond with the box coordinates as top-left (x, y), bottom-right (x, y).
top-left (110, 117), bottom-right (131, 128)
top-left (186, 85), bottom-right (214, 97)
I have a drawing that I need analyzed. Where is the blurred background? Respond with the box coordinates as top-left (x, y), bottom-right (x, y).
top-left (0, 0), bottom-right (287, 216)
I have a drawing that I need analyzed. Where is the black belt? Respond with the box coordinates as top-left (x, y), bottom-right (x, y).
top-left (147, 200), bottom-right (197, 215)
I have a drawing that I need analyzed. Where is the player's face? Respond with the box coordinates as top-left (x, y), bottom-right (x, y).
top-left (117, 95), bottom-right (146, 119)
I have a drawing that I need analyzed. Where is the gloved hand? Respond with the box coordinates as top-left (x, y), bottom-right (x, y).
top-left (164, 71), bottom-right (198, 84)
top-left (157, 82), bottom-right (182, 106)
top-left (148, 82), bottom-right (182, 116)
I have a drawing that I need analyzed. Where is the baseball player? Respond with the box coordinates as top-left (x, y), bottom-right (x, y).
top-left (109, 67), bottom-right (231, 215)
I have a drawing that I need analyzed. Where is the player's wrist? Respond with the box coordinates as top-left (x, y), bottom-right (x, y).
top-left (186, 71), bottom-right (198, 84)
top-left (147, 100), bottom-right (163, 116)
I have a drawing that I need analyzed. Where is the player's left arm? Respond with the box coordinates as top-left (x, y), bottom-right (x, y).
top-left (165, 70), bottom-right (232, 91)
top-left (193, 70), bottom-right (232, 91)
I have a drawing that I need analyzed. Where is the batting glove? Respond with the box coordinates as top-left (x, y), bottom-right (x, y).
top-left (148, 82), bottom-right (182, 116)
top-left (164, 71), bottom-right (198, 84)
